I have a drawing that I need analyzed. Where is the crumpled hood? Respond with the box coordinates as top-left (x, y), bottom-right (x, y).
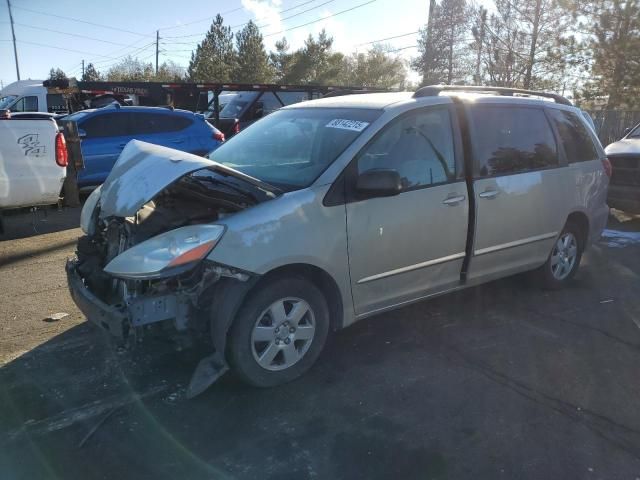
top-left (605, 138), bottom-right (640, 156)
top-left (98, 140), bottom-right (215, 218)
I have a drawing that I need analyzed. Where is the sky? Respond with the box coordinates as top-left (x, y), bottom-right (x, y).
top-left (0, 0), bottom-right (431, 88)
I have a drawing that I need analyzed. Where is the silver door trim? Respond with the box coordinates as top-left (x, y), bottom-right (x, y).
top-left (474, 231), bottom-right (558, 256)
top-left (357, 252), bottom-right (466, 284)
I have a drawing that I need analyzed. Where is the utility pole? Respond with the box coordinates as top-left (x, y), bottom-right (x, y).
top-left (155, 30), bottom-right (159, 76)
top-left (81, 59), bottom-right (85, 79)
top-left (7, 0), bottom-right (20, 80)
top-left (422, 0), bottom-right (436, 85)
top-left (474, 7), bottom-right (487, 84)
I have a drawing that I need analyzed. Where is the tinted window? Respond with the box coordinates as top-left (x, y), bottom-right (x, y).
top-left (210, 108), bottom-right (382, 190)
top-left (548, 109), bottom-right (600, 162)
top-left (46, 94), bottom-right (67, 113)
top-left (357, 107), bottom-right (456, 189)
top-left (12, 96), bottom-right (39, 112)
top-left (219, 91), bottom-right (259, 118)
top-left (276, 91), bottom-right (310, 106)
top-left (130, 112), bottom-right (191, 134)
top-left (471, 106), bottom-right (558, 176)
top-left (254, 92), bottom-right (283, 117)
top-left (81, 113), bottom-right (131, 137)
top-left (629, 123), bottom-right (640, 138)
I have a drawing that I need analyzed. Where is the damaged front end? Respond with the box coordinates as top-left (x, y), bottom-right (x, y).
top-left (67, 141), bottom-right (276, 395)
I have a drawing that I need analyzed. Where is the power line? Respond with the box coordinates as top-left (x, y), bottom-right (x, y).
top-left (356, 31), bottom-right (420, 47)
top-left (16, 40), bottom-right (120, 59)
top-left (264, 0), bottom-right (378, 38)
top-left (163, 0), bottom-right (330, 40)
top-left (10, 5), bottom-right (152, 37)
top-left (158, 5), bottom-right (246, 31)
top-left (14, 22), bottom-right (134, 47)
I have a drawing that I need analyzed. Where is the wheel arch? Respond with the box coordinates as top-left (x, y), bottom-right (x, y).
top-left (566, 210), bottom-right (590, 249)
top-left (254, 263), bottom-right (345, 332)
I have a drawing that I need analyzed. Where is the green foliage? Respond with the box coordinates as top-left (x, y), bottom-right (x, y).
top-left (234, 21), bottom-right (274, 82)
top-left (105, 56), bottom-right (155, 81)
top-left (413, 0), bottom-right (472, 85)
top-left (155, 61), bottom-right (187, 82)
top-left (47, 68), bottom-right (68, 81)
top-left (579, 0), bottom-right (640, 108)
top-left (282, 30), bottom-right (346, 84)
top-left (81, 63), bottom-right (101, 81)
top-left (344, 45), bottom-right (407, 88)
top-left (187, 14), bottom-right (236, 82)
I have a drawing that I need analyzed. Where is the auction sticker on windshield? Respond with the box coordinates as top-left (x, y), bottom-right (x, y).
top-left (325, 119), bottom-right (370, 132)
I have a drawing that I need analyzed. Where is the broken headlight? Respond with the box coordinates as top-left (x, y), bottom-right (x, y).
top-left (80, 185), bottom-right (102, 235)
top-left (104, 224), bottom-right (225, 280)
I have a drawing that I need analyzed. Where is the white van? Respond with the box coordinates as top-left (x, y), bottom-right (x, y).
top-left (0, 80), bottom-right (67, 114)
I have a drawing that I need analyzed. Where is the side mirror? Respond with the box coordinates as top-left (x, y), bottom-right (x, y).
top-left (253, 107), bottom-right (264, 120)
top-left (77, 128), bottom-right (87, 138)
top-left (624, 127), bottom-right (631, 137)
top-left (356, 169), bottom-right (402, 198)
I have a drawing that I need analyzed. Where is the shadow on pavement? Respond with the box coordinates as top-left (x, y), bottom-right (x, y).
top-left (1, 206), bottom-right (82, 241)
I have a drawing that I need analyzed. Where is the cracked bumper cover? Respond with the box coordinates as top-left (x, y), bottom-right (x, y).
top-left (66, 259), bottom-right (128, 338)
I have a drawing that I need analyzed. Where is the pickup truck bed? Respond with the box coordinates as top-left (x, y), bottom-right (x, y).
top-left (0, 117), bottom-right (66, 210)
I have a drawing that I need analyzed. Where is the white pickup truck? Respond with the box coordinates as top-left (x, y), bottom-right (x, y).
top-left (0, 113), bottom-right (68, 215)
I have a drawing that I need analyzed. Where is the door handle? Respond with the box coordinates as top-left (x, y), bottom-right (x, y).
top-left (442, 195), bottom-right (466, 206)
top-left (171, 139), bottom-right (185, 144)
top-left (117, 143), bottom-right (127, 148)
top-left (479, 190), bottom-right (499, 199)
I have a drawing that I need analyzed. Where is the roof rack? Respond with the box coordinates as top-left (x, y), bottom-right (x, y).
top-left (413, 85), bottom-right (572, 106)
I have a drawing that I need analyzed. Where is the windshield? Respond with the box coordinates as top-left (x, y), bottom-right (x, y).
top-left (208, 108), bottom-right (382, 190)
top-left (628, 123), bottom-right (640, 138)
top-left (0, 95), bottom-right (17, 109)
top-left (219, 91), bottom-right (259, 118)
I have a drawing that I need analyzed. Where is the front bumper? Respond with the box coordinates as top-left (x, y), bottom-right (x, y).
top-left (66, 259), bottom-right (128, 338)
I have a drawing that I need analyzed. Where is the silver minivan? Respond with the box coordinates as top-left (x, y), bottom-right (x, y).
top-left (67, 86), bottom-right (610, 395)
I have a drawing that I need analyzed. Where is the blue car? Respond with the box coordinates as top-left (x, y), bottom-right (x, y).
top-left (65, 105), bottom-right (224, 187)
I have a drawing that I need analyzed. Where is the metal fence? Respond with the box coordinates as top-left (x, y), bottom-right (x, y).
top-left (586, 110), bottom-right (640, 147)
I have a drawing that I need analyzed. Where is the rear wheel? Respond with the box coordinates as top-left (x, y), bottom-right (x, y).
top-left (536, 221), bottom-right (583, 289)
top-left (227, 276), bottom-right (329, 387)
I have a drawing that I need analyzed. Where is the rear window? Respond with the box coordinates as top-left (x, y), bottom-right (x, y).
top-left (548, 109), bottom-right (600, 163)
top-left (81, 113), bottom-right (130, 137)
top-left (130, 113), bottom-right (192, 134)
top-left (470, 106), bottom-right (558, 176)
top-left (46, 94), bottom-right (66, 113)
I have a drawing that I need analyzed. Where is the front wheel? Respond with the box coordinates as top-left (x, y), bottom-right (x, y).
top-left (226, 276), bottom-right (330, 387)
top-left (535, 222), bottom-right (583, 289)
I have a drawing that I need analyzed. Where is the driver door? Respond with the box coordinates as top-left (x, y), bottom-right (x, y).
top-left (345, 105), bottom-right (469, 316)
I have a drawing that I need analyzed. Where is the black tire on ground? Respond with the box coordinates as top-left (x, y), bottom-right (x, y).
top-left (535, 220), bottom-right (584, 289)
top-left (226, 276), bottom-right (330, 387)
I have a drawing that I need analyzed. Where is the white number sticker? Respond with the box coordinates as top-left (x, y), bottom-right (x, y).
top-left (325, 119), bottom-right (369, 132)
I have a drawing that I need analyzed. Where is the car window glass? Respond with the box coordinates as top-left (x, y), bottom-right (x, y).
top-left (11, 96), bottom-right (38, 112)
top-left (548, 109), bottom-right (600, 162)
top-left (357, 108), bottom-right (456, 189)
top-left (255, 92), bottom-right (283, 117)
top-left (276, 92), bottom-right (310, 106)
top-left (46, 94), bottom-right (66, 114)
top-left (471, 106), bottom-right (558, 176)
top-left (131, 112), bottom-right (191, 134)
top-left (81, 113), bottom-right (130, 138)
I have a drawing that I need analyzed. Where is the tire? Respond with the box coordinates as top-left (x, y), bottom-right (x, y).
top-left (535, 221), bottom-right (584, 289)
top-left (226, 276), bottom-right (330, 387)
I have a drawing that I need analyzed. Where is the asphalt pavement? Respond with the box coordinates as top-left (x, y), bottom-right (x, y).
top-left (1, 207), bottom-right (640, 480)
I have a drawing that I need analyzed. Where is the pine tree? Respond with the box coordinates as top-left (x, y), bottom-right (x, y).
top-left (269, 38), bottom-right (294, 83)
top-left (234, 21), bottom-right (274, 82)
top-left (47, 68), bottom-right (68, 81)
top-left (344, 45), bottom-right (407, 88)
top-left (187, 14), bottom-right (236, 82)
top-left (81, 63), bottom-right (101, 81)
top-left (413, 0), bottom-right (472, 85)
top-left (579, 0), bottom-right (640, 108)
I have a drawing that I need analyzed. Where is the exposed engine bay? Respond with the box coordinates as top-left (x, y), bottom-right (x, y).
top-left (73, 166), bottom-right (275, 339)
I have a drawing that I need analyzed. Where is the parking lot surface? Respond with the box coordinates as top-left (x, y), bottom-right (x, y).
top-left (1, 208), bottom-right (640, 479)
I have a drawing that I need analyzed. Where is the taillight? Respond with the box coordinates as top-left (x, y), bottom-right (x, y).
top-left (602, 157), bottom-right (612, 177)
top-left (233, 120), bottom-right (240, 134)
top-left (213, 130), bottom-right (225, 142)
top-left (55, 132), bottom-right (68, 167)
